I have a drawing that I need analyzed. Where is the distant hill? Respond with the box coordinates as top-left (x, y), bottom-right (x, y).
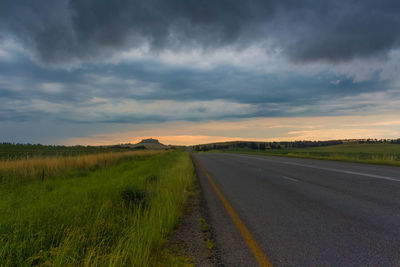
top-left (131, 138), bottom-right (168, 150)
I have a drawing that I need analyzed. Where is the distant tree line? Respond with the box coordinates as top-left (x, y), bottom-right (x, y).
top-left (193, 140), bottom-right (344, 152)
top-left (357, 138), bottom-right (400, 144)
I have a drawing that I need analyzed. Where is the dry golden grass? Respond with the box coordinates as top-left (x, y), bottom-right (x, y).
top-left (0, 150), bottom-right (162, 184)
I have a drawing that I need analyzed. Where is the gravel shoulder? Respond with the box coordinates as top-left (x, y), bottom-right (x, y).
top-left (165, 176), bottom-right (216, 266)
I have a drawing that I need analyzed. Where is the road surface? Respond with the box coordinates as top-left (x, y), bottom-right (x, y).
top-left (192, 153), bottom-right (400, 266)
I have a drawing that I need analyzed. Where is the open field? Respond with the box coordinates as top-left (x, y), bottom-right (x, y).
top-left (207, 142), bottom-right (400, 166)
top-left (0, 150), bottom-right (194, 266)
top-left (0, 143), bottom-right (138, 160)
top-left (0, 150), bottom-right (161, 185)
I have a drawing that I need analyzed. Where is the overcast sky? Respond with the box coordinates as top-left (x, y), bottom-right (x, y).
top-left (1, 0), bottom-right (400, 145)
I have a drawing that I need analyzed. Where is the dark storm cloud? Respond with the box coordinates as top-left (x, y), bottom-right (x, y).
top-left (0, 52), bottom-right (388, 125)
top-left (1, 0), bottom-right (400, 64)
top-left (0, 53), bottom-right (380, 105)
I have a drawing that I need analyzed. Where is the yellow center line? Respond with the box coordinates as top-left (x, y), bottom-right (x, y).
top-left (196, 158), bottom-right (272, 267)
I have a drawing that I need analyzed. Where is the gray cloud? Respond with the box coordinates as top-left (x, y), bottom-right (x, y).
top-left (2, 0), bottom-right (400, 64)
top-left (0, 51), bottom-right (391, 127)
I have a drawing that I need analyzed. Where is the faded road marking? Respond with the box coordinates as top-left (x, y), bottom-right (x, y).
top-left (282, 176), bottom-right (299, 182)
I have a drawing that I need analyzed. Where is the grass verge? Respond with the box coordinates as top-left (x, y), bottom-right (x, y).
top-left (208, 143), bottom-right (400, 167)
top-left (0, 151), bottom-right (194, 266)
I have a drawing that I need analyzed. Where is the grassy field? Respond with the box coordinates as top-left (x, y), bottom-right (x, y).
top-left (0, 150), bottom-right (160, 185)
top-left (0, 150), bottom-right (194, 266)
top-left (212, 142), bottom-right (400, 166)
top-left (0, 143), bottom-right (136, 160)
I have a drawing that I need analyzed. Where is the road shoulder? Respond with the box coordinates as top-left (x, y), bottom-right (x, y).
top-left (192, 154), bottom-right (259, 267)
top-left (162, 169), bottom-right (216, 266)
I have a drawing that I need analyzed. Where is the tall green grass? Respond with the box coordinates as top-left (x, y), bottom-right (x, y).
top-left (0, 151), bottom-right (194, 266)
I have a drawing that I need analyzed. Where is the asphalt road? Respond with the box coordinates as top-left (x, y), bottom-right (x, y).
top-left (192, 153), bottom-right (400, 267)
